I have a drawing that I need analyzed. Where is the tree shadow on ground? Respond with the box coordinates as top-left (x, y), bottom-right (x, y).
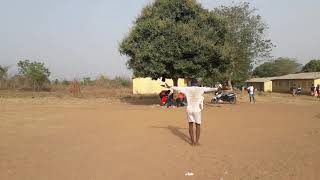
top-left (120, 95), bottom-right (160, 105)
top-left (151, 125), bottom-right (191, 145)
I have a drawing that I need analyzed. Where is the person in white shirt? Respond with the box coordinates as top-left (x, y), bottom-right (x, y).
top-left (247, 85), bottom-right (255, 103)
top-left (164, 81), bottom-right (217, 146)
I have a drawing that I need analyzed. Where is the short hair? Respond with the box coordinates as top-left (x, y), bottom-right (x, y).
top-left (190, 79), bottom-right (198, 86)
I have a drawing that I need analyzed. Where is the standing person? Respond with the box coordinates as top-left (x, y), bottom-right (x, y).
top-left (316, 84), bottom-right (320, 99)
top-left (311, 84), bottom-right (316, 96)
top-left (297, 86), bottom-right (302, 96)
top-left (164, 81), bottom-right (217, 146)
top-left (247, 85), bottom-right (255, 103)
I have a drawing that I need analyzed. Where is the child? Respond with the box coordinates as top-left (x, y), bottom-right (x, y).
top-left (247, 85), bottom-right (255, 103)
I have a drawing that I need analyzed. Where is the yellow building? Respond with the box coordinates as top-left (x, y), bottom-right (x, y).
top-left (132, 77), bottom-right (188, 95)
top-left (246, 77), bottom-right (273, 92)
top-left (272, 72), bottom-right (320, 94)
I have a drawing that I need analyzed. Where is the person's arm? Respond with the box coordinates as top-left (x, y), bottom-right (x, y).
top-left (201, 87), bottom-right (218, 93)
top-left (162, 83), bottom-right (185, 91)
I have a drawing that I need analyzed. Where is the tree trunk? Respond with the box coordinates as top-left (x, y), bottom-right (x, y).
top-left (228, 71), bottom-right (234, 91)
top-left (227, 79), bottom-right (233, 91)
top-left (33, 81), bottom-right (36, 92)
top-left (173, 78), bottom-right (178, 86)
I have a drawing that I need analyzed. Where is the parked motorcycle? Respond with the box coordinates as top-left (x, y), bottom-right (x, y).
top-left (211, 91), bottom-right (237, 104)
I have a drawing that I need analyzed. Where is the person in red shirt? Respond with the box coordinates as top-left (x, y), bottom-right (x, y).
top-left (159, 90), bottom-right (170, 106)
top-left (176, 92), bottom-right (186, 107)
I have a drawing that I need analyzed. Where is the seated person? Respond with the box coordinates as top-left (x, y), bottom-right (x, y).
top-left (160, 95), bottom-right (168, 106)
top-left (159, 90), bottom-right (171, 106)
top-left (165, 93), bottom-right (175, 107)
top-left (159, 90), bottom-right (171, 100)
top-left (175, 92), bottom-right (187, 107)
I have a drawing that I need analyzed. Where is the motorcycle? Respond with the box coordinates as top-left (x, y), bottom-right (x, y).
top-left (211, 91), bottom-right (237, 104)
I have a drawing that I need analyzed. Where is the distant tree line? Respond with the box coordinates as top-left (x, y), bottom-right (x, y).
top-left (0, 60), bottom-right (131, 91)
top-left (253, 58), bottom-right (320, 78)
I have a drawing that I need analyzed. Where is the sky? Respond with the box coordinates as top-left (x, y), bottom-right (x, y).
top-left (0, 0), bottom-right (319, 80)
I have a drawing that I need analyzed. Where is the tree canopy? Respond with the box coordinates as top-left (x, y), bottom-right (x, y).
top-left (213, 2), bottom-right (273, 86)
top-left (301, 59), bottom-right (320, 72)
top-left (253, 57), bottom-right (301, 77)
top-left (0, 65), bottom-right (9, 80)
top-left (17, 60), bottom-right (50, 90)
top-left (119, 0), bottom-right (227, 85)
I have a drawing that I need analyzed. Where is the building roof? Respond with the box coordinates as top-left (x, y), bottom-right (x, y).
top-left (273, 72), bottom-right (320, 80)
top-left (246, 77), bottom-right (274, 83)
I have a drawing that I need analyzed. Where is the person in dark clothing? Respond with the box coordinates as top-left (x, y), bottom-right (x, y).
top-left (316, 84), bottom-right (320, 99)
top-left (311, 84), bottom-right (316, 96)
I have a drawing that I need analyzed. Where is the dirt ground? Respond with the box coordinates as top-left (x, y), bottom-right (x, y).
top-left (0, 95), bottom-right (320, 180)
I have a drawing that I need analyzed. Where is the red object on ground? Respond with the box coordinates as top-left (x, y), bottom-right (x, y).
top-left (161, 96), bottom-right (168, 105)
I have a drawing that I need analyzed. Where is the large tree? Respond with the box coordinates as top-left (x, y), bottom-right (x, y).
top-left (253, 57), bottom-right (301, 77)
top-left (301, 59), bottom-right (320, 72)
top-left (214, 2), bottom-right (273, 88)
top-left (119, 0), bottom-right (227, 86)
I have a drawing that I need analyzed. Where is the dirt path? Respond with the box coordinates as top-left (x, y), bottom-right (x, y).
top-left (1, 99), bottom-right (320, 180)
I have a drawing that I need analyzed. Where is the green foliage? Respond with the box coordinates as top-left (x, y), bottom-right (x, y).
top-left (302, 59), bottom-right (320, 72)
top-left (119, 0), bottom-right (227, 84)
top-left (62, 80), bottom-right (70, 86)
top-left (0, 65), bottom-right (9, 80)
top-left (82, 77), bottom-right (92, 86)
top-left (253, 57), bottom-right (301, 77)
top-left (213, 2), bottom-right (273, 84)
top-left (114, 76), bottom-right (131, 87)
top-left (17, 60), bottom-right (51, 90)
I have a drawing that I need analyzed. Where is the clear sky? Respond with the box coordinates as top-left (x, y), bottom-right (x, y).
top-left (1, 0), bottom-right (319, 80)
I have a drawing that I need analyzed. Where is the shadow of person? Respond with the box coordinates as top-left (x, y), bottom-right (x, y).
top-left (152, 126), bottom-right (191, 145)
top-left (120, 95), bottom-right (159, 106)
top-left (167, 126), bottom-right (191, 144)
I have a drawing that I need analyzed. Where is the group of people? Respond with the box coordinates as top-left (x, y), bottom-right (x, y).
top-left (290, 85), bottom-right (303, 96)
top-left (311, 84), bottom-right (320, 98)
top-left (159, 90), bottom-right (187, 107)
top-left (291, 84), bottom-right (320, 98)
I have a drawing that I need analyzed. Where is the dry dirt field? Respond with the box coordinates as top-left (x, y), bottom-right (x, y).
top-left (0, 93), bottom-right (320, 180)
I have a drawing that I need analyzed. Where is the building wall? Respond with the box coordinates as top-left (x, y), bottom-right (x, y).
top-left (264, 81), bottom-right (273, 92)
top-left (272, 79), bottom-right (314, 94)
top-left (248, 82), bottom-right (264, 91)
top-left (247, 81), bottom-right (272, 92)
top-left (314, 79), bottom-right (320, 86)
top-left (132, 78), bottom-right (187, 95)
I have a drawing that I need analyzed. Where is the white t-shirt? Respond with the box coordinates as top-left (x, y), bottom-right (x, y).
top-left (171, 86), bottom-right (217, 113)
top-left (247, 86), bottom-right (254, 95)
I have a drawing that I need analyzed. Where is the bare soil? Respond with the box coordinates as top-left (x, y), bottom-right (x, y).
top-left (0, 95), bottom-right (320, 180)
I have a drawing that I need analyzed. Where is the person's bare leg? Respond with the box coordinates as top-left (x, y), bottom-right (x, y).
top-left (195, 124), bottom-right (201, 146)
top-left (189, 122), bottom-right (195, 145)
